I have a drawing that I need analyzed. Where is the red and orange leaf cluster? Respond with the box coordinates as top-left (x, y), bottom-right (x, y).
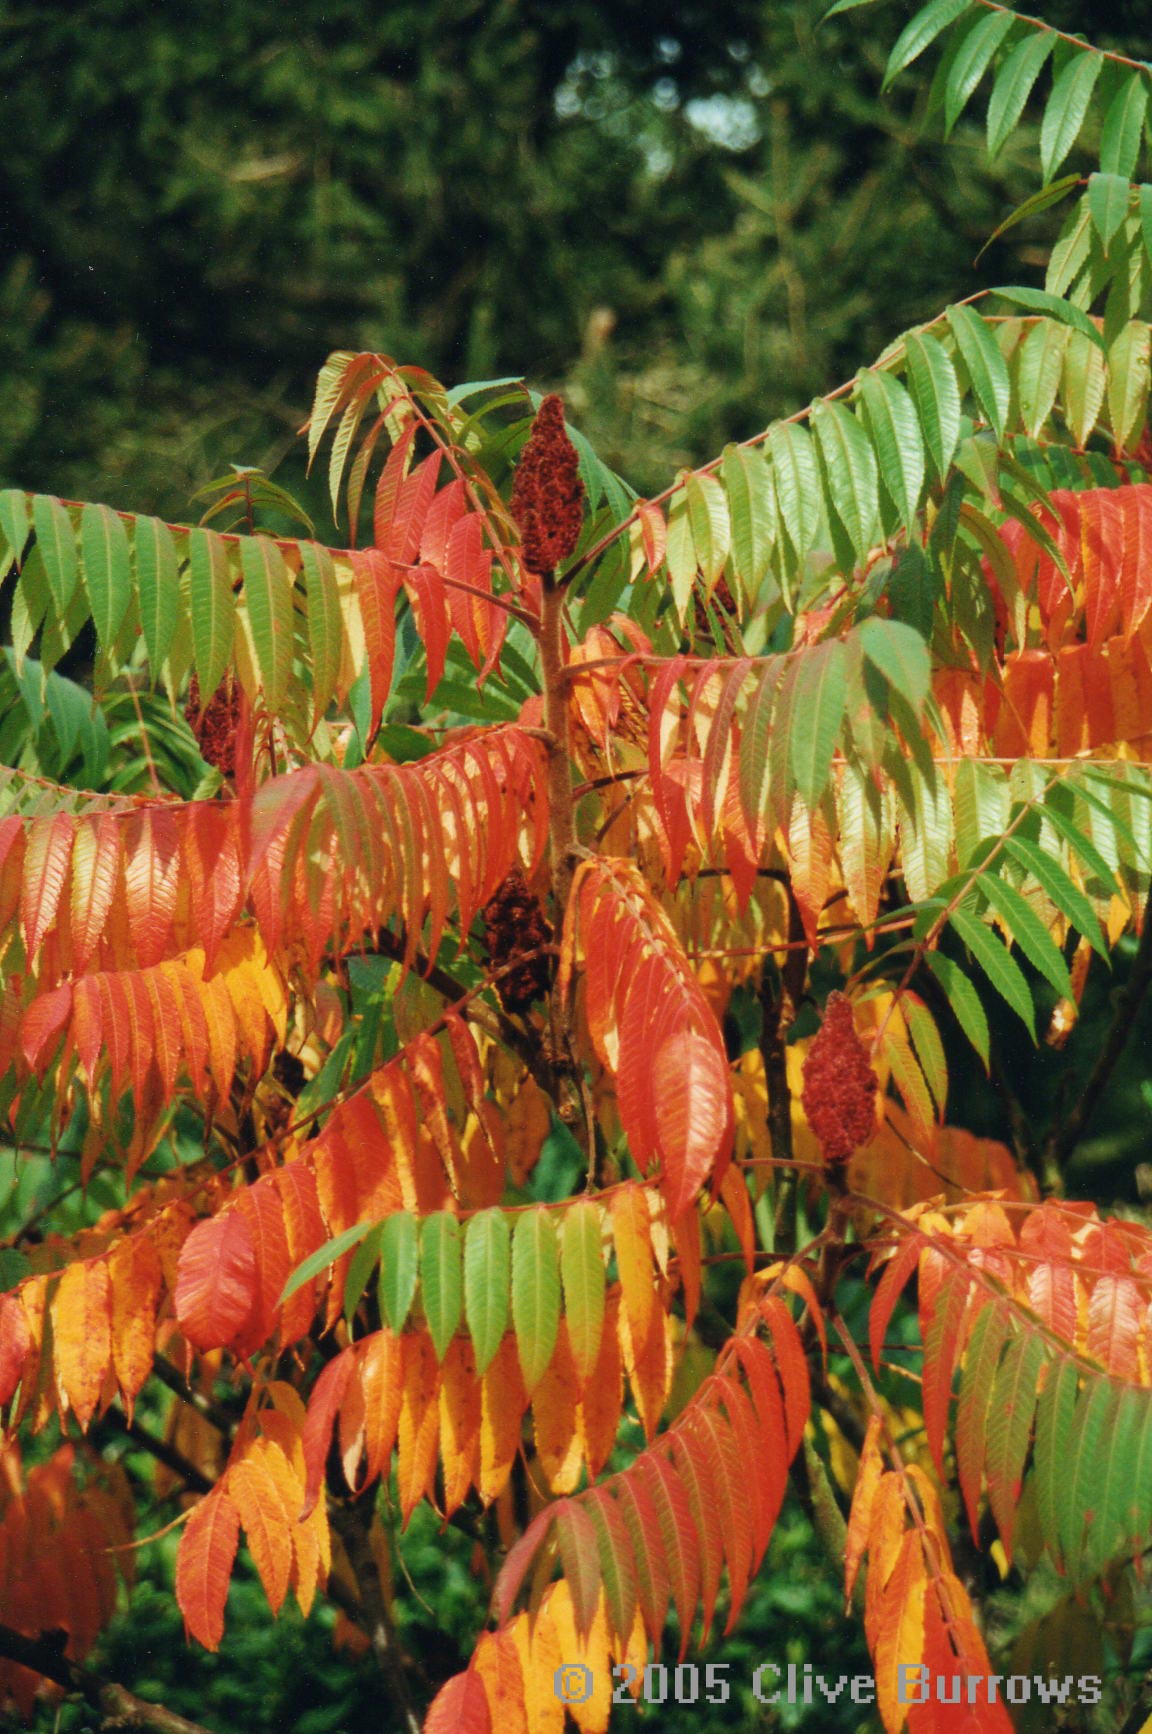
top-left (175, 1389), bottom-right (331, 1650)
top-left (869, 1198), bottom-right (1152, 1585)
top-left (847, 1417), bottom-right (1011, 1734)
top-left (0, 1444), bottom-right (134, 1718)
top-left (566, 859), bottom-right (734, 1218)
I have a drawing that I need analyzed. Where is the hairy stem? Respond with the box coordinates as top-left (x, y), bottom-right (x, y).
top-left (539, 571), bottom-right (577, 926)
top-left (0, 1623), bottom-right (216, 1734)
top-left (758, 891), bottom-right (808, 1256)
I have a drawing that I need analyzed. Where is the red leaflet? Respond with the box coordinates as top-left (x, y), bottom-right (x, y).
top-left (405, 563), bottom-right (451, 700)
top-left (645, 1451), bottom-right (701, 1658)
top-left (651, 1027), bottom-right (733, 1219)
top-left (21, 811), bottom-right (73, 958)
top-left (298, 1346), bottom-right (357, 1519)
top-left (176, 1491), bottom-right (241, 1651)
top-left (423, 1669), bottom-right (492, 1734)
top-left (69, 815), bottom-right (119, 973)
top-left (351, 549), bottom-right (401, 741)
top-left (868, 1233), bottom-right (923, 1375)
top-left (20, 983), bottom-right (72, 1073)
top-left (0, 1291), bottom-right (31, 1405)
top-left (123, 808), bottom-right (181, 968)
top-left (234, 1179), bottom-right (292, 1354)
top-left (174, 1210), bottom-right (259, 1352)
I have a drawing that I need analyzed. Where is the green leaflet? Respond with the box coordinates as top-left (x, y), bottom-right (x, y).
top-left (977, 173), bottom-right (1083, 265)
top-left (343, 1222), bottom-right (385, 1325)
top-left (188, 528), bottom-right (235, 702)
top-left (1061, 1377), bottom-right (1119, 1583)
top-left (463, 1207), bottom-right (511, 1377)
top-left (767, 421), bottom-right (821, 568)
top-left (279, 1218), bottom-right (376, 1306)
top-left (946, 304), bottom-right (1011, 439)
top-left (1040, 50), bottom-right (1104, 183)
top-left (0, 491), bottom-right (29, 570)
top-left (903, 331), bottom-right (962, 482)
top-left (685, 473), bottom-right (731, 589)
top-left (134, 515), bottom-right (181, 676)
top-left (987, 31), bottom-right (1055, 160)
top-left (721, 445), bottom-right (775, 600)
top-left (984, 1331), bottom-right (1046, 1549)
top-left (240, 534), bottom-right (295, 708)
top-left (857, 368), bottom-right (924, 533)
top-left (789, 639), bottom-right (847, 809)
top-left (1087, 171), bottom-right (1133, 253)
top-left (1000, 834), bottom-right (1106, 955)
top-left (664, 480), bottom-right (696, 624)
top-left (737, 655), bottom-right (787, 828)
top-left (1082, 1383), bottom-right (1147, 1582)
top-left (858, 617), bottom-right (931, 715)
top-left (33, 495), bottom-right (78, 615)
top-left (904, 995), bottom-right (947, 1114)
top-left (378, 1209), bottom-right (419, 1333)
top-left (954, 760), bottom-right (1010, 871)
top-left (299, 541), bottom-right (344, 725)
top-left (421, 1210), bottom-right (463, 1362)
top-left (11, 546), bottom-right (49, 674)
top-left (1033, 1355), bottom-right (1078, 1571)
top-left (883, 0), bottom-right (974, 91)
top-left (811, 400), bottom-right (879, 562)
top-left (955, 1307), bottom-right (1011, 1538)
top-left (1119, 1387), bottom-right (1152, 1559)
top-left (949, 903), bottom-right (1035, 1034)
top-left (1047, 194), bottom-right (1095, 299)
top-left (511, 1206), bottom-right (561, 1395)
top-left (1014, 318), bottom-right (1070, 438)
top-left (898, 761), bottom-right (952, 902)
top-left (560, 1198), bottom-right (606, 1386)
top-left (1107, 320), bottom-right (1152, 452)
top-left (1060, 327), bottom-right (1108, 447)
top-left (80, 502), bottom-right (132, 651)
top-left (1100, 73), bottom-right (1149, 180)
top-left (1040, 790), bottom-right (1121, 896)
top-left (1141, 183), bottom-right (1152, 263)
top-left (943, 10), bottom-right (1015, 135)
top-left (991, 287), bottom-right (1107, 355)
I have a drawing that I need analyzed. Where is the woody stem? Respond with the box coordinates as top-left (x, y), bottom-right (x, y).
top-left (539, 570), bottom-right (577, 925)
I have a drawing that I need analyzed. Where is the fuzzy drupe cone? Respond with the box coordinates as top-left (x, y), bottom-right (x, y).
top-left (184, 672), bottom-right (241, 779)
top-left (801, 991), bottom-right (879, 1163)
top-left (482, 868), bottom-right (553, 1013)
top-left (510, 393), bottom-right (584, 577)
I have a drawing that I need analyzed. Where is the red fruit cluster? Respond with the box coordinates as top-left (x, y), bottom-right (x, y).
top-left (184, 672), bottom-right (241, 779)
top-left (510, 394), bottom-right (584, 577)
top-left (801, 991), bottom-right (878, 1164)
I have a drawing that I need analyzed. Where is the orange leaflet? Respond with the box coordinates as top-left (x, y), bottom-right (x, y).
top-left (52, 1259), bottom-right (112, 1430)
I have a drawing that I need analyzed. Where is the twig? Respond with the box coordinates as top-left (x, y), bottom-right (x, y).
top-left (151, 1357), bottom-right (236, 1439)
top-left (99, 1407), bottom-right (213, 1496)
top-left (0, 1622), bottom-right (216, 1734)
